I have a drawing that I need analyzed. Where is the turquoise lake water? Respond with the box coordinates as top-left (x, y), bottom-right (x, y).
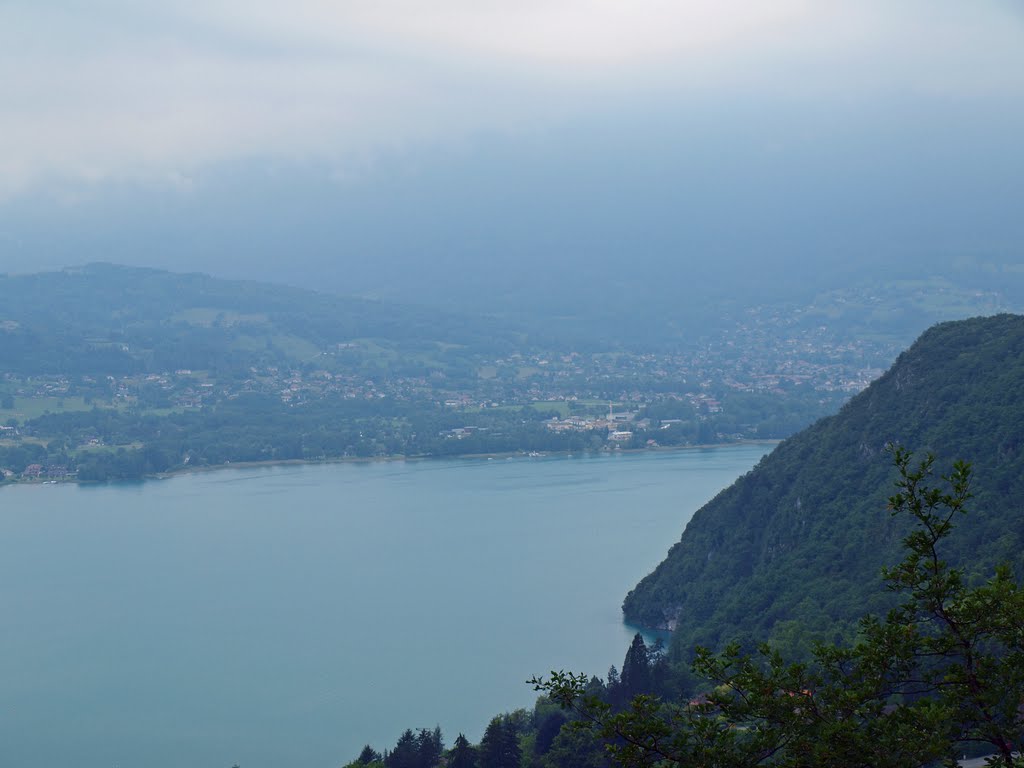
top-left (0, 445), bottom-right (770, 768)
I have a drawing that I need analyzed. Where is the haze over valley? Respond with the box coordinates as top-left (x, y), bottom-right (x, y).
top-left (2, 1), bottom-right (1024, 766)
top-left (3, 2), bottom-right (1024, 341)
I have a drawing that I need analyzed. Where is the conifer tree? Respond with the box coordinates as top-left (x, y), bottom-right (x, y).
top-left (415, 726), bottom-right (443, 768)
top-left (449, 733), bottom-right (476, 768)
top-left (618, 634), bottom-right (651, 701)
top-left (385, 730), bottom-right (419, 768)
top-left (358, 745), bottom-right (382, 765)
top-left (478, 716), bottom-right (522, 768)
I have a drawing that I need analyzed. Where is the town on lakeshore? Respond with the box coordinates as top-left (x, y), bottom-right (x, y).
top-left (0, 266), bottom-right (1011, 483)
top-left (1, 314), bottom-right (887, 482)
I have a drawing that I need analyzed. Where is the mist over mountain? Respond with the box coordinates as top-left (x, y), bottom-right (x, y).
top-left (3, 96), bottom-right (1022, 342)
top-left (4, 2), bottom-right (1023, 347)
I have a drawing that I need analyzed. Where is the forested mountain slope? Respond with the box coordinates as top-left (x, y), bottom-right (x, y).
top-left (0, 263), bottom-right (521, 375)
top-left (624, 314), bottom-right (1024, 659)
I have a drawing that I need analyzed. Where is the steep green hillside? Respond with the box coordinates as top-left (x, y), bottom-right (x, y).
top-left (624, 314), bottom-right (1024, 658)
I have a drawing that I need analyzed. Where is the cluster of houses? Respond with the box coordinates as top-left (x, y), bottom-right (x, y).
top-left (544, 404), bottom-right (651, 443)
top-left (18, 464), bottom-right (73, 480)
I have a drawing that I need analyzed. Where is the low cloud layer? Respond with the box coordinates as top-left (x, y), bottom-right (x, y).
top-left (2, 0), bottom-right (1022, 199)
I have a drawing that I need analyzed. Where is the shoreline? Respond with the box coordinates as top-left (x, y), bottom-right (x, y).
top-left (157, 439), bottom-right (781, 479)
top-left (0, 439), bottom-right (782, 487)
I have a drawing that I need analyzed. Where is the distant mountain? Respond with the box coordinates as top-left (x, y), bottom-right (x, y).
top-left (0, 263), bottom-right (524, 375)
top-left (624, 314), bottom-right (1024, 659)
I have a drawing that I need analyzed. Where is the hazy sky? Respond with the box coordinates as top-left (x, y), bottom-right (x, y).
top-left (3, 0), bottom-right (1022, 192)
top-left (2, 0), bottom-right (1023, 309)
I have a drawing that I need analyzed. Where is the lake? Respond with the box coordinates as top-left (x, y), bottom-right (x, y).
top-left (0, 445), bottom-right (770, 768)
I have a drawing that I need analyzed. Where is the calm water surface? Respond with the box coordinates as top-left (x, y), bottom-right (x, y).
top-left (0, 445), bottom-right (769, 768)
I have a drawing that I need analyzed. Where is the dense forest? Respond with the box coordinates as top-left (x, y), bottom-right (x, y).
top-left (0, 262), bottom-right (523, 373)
top-left (623, 314), bottom-right (1024, 666)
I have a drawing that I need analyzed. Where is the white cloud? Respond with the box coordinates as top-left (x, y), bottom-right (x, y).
top-left (191, 0), bottom-right (813, 70)
top-left (0, 0), bottom-right (1021, 198)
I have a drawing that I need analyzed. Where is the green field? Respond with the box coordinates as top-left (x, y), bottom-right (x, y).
top-left (0, 396), bottom-right (187, 424)
top-left (0, 396), bottom-right (95, 421)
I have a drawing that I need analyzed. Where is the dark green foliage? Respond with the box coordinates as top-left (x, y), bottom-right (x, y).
top-left (478, 716), bottom-right (522, 768)
top-left (605, 635), bottom-right (673, 708)
top-left (533, 712), bottom-right (568, 757)
top-left (541, 723), bottom-right (608, 768)
top-left (449, 734), bottom-right (476, 768)
top-left (536, 450), bottom-right (1024, 766)
top-left (416, 727), bottom-right (444, 768)
top-left (385, 730), bottom-right (420, 768)
top-left (358, 745), bottom-right (383, 764)
top-left (618, 634), bottom-right (651, 702)
top-left (384, 728), bottom-right (444, 768)
top-left (624, 314), bottom-right (1024, 663)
